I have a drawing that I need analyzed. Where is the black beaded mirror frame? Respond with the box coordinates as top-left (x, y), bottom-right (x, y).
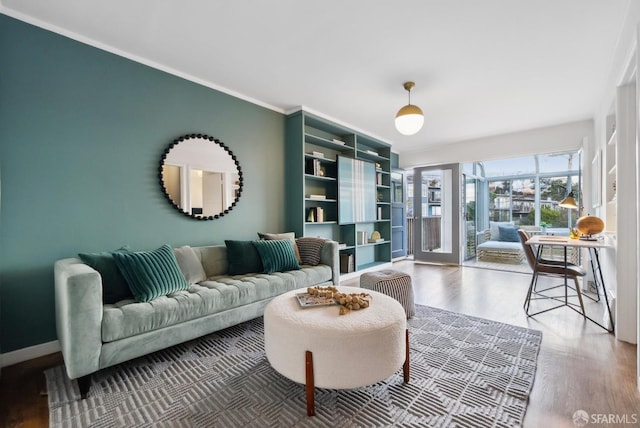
top-left (159, 133), bottom-right (243, 220)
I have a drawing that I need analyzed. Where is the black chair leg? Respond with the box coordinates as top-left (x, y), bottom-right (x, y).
top-left (78, 375), bottom-right (92, 399)
top-left (524, 270), bottom-right (538, 313)
top-left (573, 277), bottom-right (586, 317)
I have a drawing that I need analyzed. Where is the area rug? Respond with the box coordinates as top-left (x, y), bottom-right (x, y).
top-left (46, 306), bottom-right (542, 427)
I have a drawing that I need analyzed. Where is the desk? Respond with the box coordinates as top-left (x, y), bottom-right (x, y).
top-left (524, 235), bottom-right (614, 332)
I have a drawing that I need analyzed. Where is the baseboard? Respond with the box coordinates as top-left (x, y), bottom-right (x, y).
top-left (1, 340), bottom-right (60, 368)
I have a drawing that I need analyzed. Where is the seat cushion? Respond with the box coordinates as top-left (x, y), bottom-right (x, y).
top-left (477, 241), bottom-right (522, 251)
top-left (102, 265), bottom-right (332, 342)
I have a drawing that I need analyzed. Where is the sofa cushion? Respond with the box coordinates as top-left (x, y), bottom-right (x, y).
top-left (101, 265), bottom-right (333, 342)
top-left (173, 246), bottom-right (207, 284)
top-left (113, 245), bottom-right (189, 303)
top-left (253, 239), bottom-right (300, 274)
top-left (224, 240), bottom-right (263, 275)
top-left (78, 246), bottom-right (132, 304)
top-left (296, 237), bottom-right (326, 266)
top-left (498, 225), bottom-right (520, 242)
top-left (257, 231), bottom-right (302, 263)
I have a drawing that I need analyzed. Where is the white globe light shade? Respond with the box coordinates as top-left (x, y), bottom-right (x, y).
top-left (395, 104), bottom-right (424, 135)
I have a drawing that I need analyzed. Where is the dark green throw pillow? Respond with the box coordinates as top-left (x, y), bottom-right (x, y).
top-left (79, 246), bottom-right (132, 304)
top-left (113, 244), bottom-right (189, 303)
top-left (224, 240), bottom-right (264, 275)
top-left (252, 239), bottom-right (301, 274)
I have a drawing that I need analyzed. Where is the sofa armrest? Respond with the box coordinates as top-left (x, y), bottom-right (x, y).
top-left (319, 240), bottom-right (340, 285)
top-left (477, 229), bottom-right (491, 244)
top-left (54, 258), bottom-right (104, 379)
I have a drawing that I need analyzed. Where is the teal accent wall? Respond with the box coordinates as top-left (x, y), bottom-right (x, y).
top-left (0, 15), bottom-right (286, 353)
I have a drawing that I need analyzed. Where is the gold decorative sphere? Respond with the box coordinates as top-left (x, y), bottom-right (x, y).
top-left (576, 215), bottom-right (605, 236)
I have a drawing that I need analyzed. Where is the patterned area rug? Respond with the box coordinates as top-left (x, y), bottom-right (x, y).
top-left (46, 306), bottom-right (542, 427)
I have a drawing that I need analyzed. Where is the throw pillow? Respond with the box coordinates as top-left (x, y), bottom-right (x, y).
top-left (257, 232), bottom-right (302, 264)
top-left (489, 221), bottom-right (515, 240)
top-left (224, 240), bottom-right (264, 275)
top-left (498, 225), bottom-right (520, 242)
top-left (78, 246), bottom-right (132, 304)
top-left (252, 239), bottom-right (301, 274)
top-left (113, 244), bottom-right (189, 303)
top-left (173, 246), bottom-right (207, 284)
top-left (296, 237), bottom-right (326, 266)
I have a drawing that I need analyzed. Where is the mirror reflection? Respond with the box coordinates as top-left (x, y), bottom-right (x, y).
top-left (160, 134), bottom-right (242, 220)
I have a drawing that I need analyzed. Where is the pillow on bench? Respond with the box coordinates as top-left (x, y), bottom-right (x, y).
top-left (489, 221), bottom-right (515, 240)
top-left (498, 225), bottom-right (520, 242)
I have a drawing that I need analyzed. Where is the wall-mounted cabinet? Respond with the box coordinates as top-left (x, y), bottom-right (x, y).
top-left (285, 110), bottom-right (393, 274)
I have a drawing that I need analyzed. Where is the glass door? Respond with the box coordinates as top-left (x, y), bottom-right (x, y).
top-left (463, 174), bottom-right (477, 260)
top-left (412, 164), bottom-right (461, 264)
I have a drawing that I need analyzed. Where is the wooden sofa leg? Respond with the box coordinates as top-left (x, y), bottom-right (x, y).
top-left (78, 375), bottom-right (92, 399)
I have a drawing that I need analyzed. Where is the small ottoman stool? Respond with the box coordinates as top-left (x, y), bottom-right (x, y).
top-left (264, 286), bottom-right (409, 416)
top-left (360, 269), bottom-right (415, 318)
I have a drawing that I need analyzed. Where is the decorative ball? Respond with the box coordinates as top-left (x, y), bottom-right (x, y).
top-left (576, 215), bottom-right (605, 236)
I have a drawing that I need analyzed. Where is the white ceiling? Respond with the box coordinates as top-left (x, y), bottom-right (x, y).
top-left (1, 0), bottom-right (632, 152)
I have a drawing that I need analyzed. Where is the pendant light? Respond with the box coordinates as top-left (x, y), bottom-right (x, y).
top-left (559, 191), bottom-right (578, 210)
top-left (395, 81), bottom-right (424, 135)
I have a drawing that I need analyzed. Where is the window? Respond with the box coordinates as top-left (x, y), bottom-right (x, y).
top-left (471, 150), bottom-right (581, 230)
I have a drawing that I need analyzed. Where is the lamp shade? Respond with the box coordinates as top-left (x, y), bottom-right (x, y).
top-left (395, 104), bottom-right (424, 135)
top-left (559, 192), bottom-right (578, 210)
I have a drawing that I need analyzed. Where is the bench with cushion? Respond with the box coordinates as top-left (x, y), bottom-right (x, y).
top-left (477, 221), bottom-right (525, 264)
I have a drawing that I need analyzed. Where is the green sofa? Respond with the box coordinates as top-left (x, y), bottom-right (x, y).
top-left (54, 241), bottom-right (339, 397)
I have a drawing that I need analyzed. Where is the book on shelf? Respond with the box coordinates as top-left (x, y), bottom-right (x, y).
top-left (376, 172), bottom-right (383, 185)
top-left (368, 238), bottom-right (384, 243)
top-left (366, 149), bottom-right (378, 156)
top-left (332, 138), bottom-right (346, 145)
top-left (338, 243), bottom-right (348, 249)
top-left (307, 194), bottom-right (326, 199)
top-left (311, 151), bottom-right (324, 158)
top-left (307, 206), bottom-right (324, 222)
top-left (377, 207), bottom-right (382, 220)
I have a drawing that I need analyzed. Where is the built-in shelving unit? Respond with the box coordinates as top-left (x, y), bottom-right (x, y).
top-left (285, 110), bottom-right (392, 275)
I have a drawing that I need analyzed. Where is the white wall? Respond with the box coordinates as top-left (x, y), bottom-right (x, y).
top-left (398, 120), bottom-right (593, 169)
top-left (590, 1), bottom-right (640, 385)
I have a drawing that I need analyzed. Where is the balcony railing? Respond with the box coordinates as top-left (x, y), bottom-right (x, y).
top-left (406, 216), bottom-right (441, 255)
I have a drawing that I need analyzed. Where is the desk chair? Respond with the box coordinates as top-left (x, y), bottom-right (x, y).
top-left (518, 229), bottom-right (587, 318)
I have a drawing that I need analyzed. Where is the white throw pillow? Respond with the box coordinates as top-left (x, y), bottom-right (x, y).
top-left (173, 246), bottom-right (207, 284)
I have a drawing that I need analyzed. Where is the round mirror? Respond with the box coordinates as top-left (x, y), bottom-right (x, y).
top-left (159, 134), bottom-right (243, 220)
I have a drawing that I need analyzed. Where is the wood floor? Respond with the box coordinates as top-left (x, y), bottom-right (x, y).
top-left (1, 260), bottom-right (638, 427)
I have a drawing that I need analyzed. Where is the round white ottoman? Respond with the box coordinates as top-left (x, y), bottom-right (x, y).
top-left (264, 286), bottom-right (408, 416)
top-left (360, 269), bottom-right (415, 319)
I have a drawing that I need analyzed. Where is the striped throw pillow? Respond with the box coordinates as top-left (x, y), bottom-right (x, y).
top-left (252, 239), bottom-right (300, 274)
top-left (296, 237), bottom-right (326, 266)
top-left (113, 244), bottom-right (189, 302)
